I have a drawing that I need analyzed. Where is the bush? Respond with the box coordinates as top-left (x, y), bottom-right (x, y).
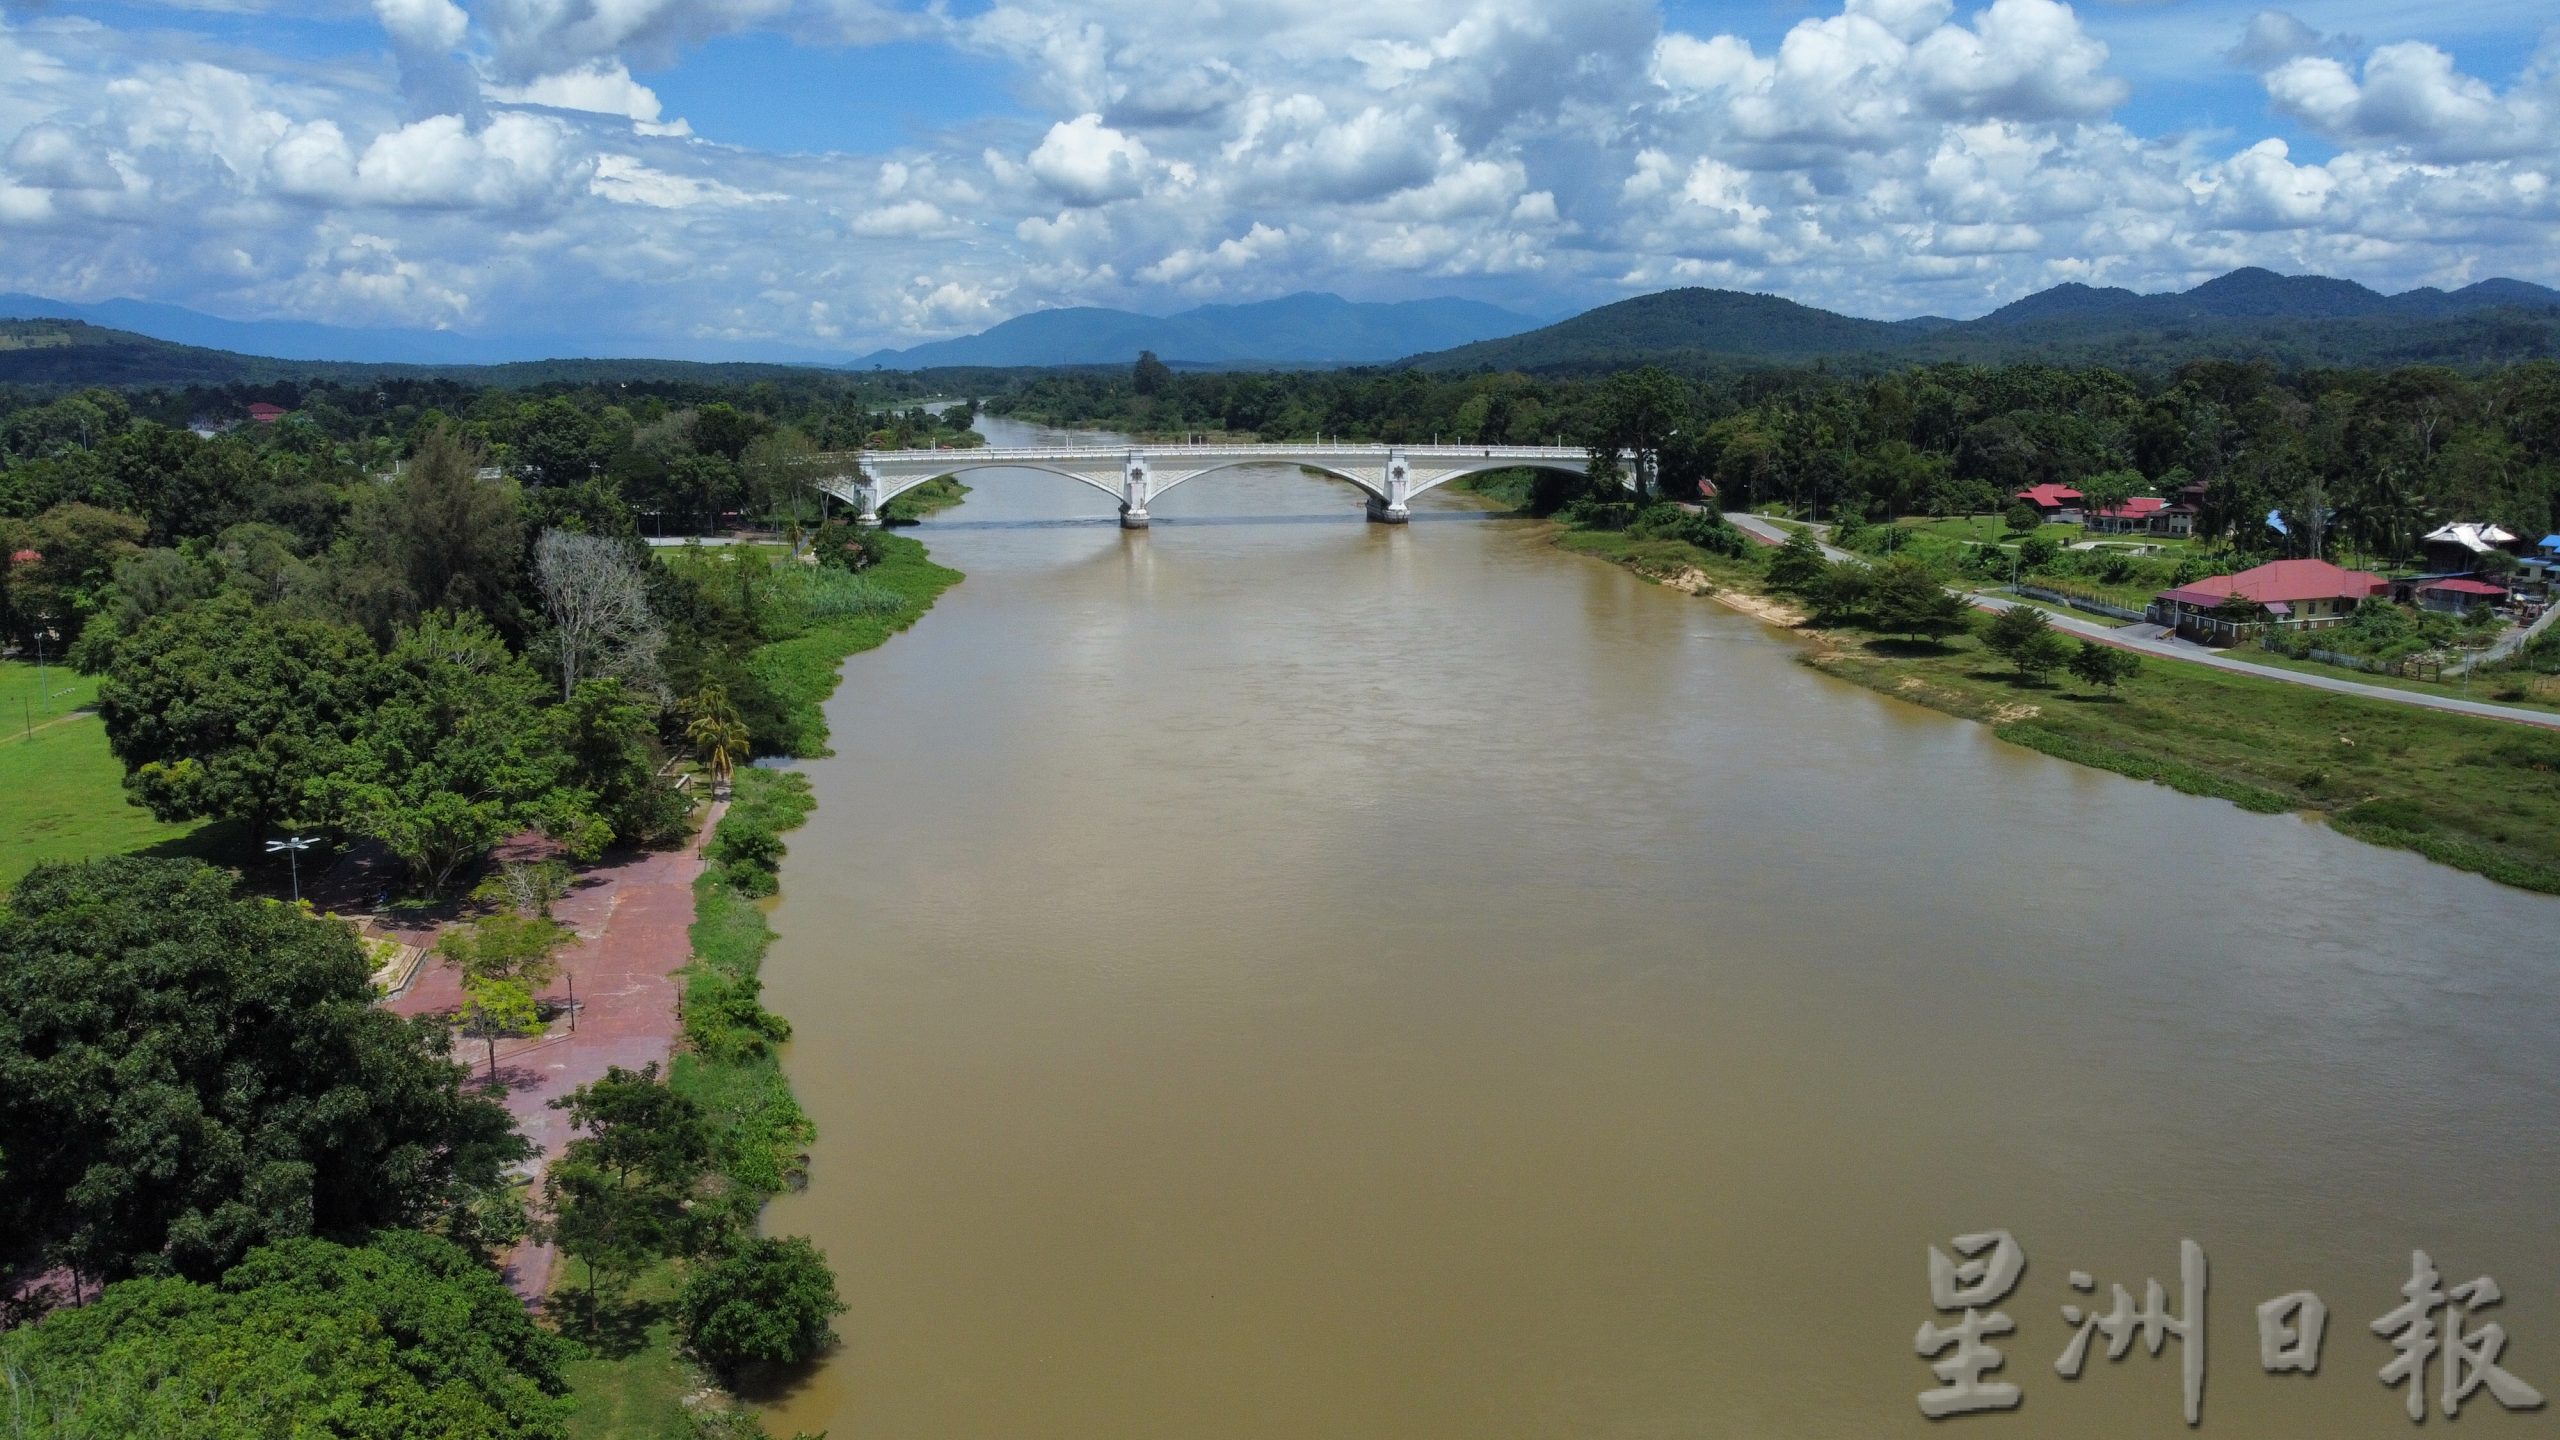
top-left (679, 1236), bottom-right (846, 1374)
top-left (1565, 498), bottom-right (1640, 531)
top-left (1628, 502), bottom-right (1749, 557)
top-left (2004, 502), bottom-right (2043, 533)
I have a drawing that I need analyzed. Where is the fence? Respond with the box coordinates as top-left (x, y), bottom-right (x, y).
top-left (2257, 635), bottom-right (2449, 682)
top-left (2014, 583), bottom-right (2150, 623)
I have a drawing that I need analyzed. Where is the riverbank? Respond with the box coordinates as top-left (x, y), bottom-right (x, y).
top-left (568, 530), bottom-right (962, 1438)
top-left (1482, 489), bottom-right (2560, 896)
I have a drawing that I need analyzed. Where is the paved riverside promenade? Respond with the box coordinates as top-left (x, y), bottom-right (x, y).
top-left (368, 802), bottom-right (726, 1304)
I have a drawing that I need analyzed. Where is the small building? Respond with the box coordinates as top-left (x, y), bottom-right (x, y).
top-left (245, 402), bottom-right (289, 425)
top-left (2419, 522), bottom-right (2526, 575)
top-left (2538, 534), bottom-right (2560, 560)
top-left (2152, 558), bottom-right (2386, 644)
top-left (2412, 576), bottom-right (2508, 615)
top-left (2083, 497), bottom-right (2167, 535)
top-left (2016, 483), bottom-right (2084, 522)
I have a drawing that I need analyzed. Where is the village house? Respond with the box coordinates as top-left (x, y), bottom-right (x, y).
top-left (2152, 558), bottom-right (2387, 644)
top-left (2409, 576), bottom-right (2509, 615)
top-left (2015, 483), bottom-right (2084, 523)
top-left (245, 402), bottom-right (289, 425)
top-left (2419, 522), bottom-right (2528, 575)
top-left (2081, 496), bottom-right (2163, 534)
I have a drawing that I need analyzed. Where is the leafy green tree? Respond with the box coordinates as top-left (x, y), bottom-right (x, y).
top-left (0, 1232), bottom-right (572, 1439)
top-left (1866, 555), bottom-right (1967, 643)
top-left (1765, 527), bottom-right (1829, 592)
top-left (2069, 640), bottom-right (2143, 693)
top-left (2079, 468), bottom-right (2143, 517)
top-left (2004, 502), bottom-right (2043, 533)
top-left (440, 912), bottom-right (570, 989)
top-left (2015, 626), bottom-right (2073, 681)
top-left (320, 611), bottom-right (599, 892)
top-left (1132, 350), bottom-right (1175, 396)
top-left (458, 974), bottom-right (540, 1086)
top-left (0, 859), bottom-right (528, 1284)
top-left (1584, 366), bottom-right (1691, 502)
top-left (342, 423), bottom-right (528, 637)
top-left (99, 592), bottom-right (387, 841)
top-left (2017, 534), bottom-right (2059, 572)
top-left (684, 683), bottom-right (751, 793)
top-left (1982, 602), bottom-right (2051, 667)
top-left (1806, 560), bottom-right (1870, 624)
top-left (552, 677), bottom-right (691, 848)
top-left (679, 1236), bottom-right (847, 1374)
top-left (541, 1064), bottom-right (714, 1303)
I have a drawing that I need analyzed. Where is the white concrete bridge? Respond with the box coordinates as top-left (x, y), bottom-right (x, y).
top-left (803, 443), bottom-right (1619, 527)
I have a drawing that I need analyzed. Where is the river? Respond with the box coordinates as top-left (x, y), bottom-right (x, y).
top-left (758, 415), bottom-right (2560, 1438)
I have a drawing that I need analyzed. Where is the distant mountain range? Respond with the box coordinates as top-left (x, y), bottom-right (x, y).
top-left (853, 292), bottom-right (1543, 368)
top-left (3, 269), bottom-right (2556, 388)
top-left (1408, 268), bottom-right (2560, 373)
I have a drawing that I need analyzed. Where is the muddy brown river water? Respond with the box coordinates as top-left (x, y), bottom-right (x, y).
top-left (757, 417), bottom-right (2560, 1438)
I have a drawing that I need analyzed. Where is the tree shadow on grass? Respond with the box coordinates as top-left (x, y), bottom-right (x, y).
top-left (1859, 636), bottom-right (1961, 659)
top-left (2060, 691), bottom-right (2130, 705)
top-left (551, 1286), bottom-right (667, 1360)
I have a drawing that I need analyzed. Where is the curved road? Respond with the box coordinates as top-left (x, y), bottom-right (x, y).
top-left (1719, 512), bottom-right (2560, 731)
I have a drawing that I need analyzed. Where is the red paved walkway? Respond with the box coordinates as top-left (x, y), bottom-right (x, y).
top-left (382, 801), bottom-right (726, 1304)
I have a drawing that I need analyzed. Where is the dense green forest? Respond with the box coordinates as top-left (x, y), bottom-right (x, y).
top-left (989, 357), bottom-right (2560, 552)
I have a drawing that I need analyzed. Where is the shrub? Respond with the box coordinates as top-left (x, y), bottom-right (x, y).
top-left (680, 1236), bottom-right (846, 1374)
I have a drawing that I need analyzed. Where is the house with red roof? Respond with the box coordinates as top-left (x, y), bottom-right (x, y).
top-left (2410, 575), bottom-right (2508, 615)
top-left (2152, 558), bottom-right (2386, 644)
top-left (245, 403), bottom-right (289, 425)
top-left (2015, 483), bottom-right (2083, 522)
top-left (2083, 496), bottom-right (2167, 535)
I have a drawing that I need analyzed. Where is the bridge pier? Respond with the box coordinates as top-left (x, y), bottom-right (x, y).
top-left (1368, 449), bottom-right (1412, 523)
top-left (1120, 451), bottom-right (1151, 528)
top-left (851, 480), bottom-right (882, 528)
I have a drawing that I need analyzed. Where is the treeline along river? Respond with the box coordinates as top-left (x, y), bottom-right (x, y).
top-left (758, 416), bottom-right (2560, 1438)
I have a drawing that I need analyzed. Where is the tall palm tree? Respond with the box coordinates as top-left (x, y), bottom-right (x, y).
top-left (681, 685), bottom-right (749, 797)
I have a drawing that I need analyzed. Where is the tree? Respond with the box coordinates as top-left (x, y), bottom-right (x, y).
top-left (534, 528), bottom-right (664, 701)
top-left (2069, 640), bottom-right (2143, 693)
top-left (552, 677), bottom-right (692, 847)
top-left (542, 1064), bottom-right (713, 1303)
top-left (0, 858), bottom-right (527, 1284)
top-left (0, 1233), bottom-right (572, 1439)
top-left (2079, 468), bottom-right (2143, 517)
top-left (2003, 502), bottom-right (2043, 533)
top-left (440, 912), bottom-right (570, 989)
top-left (1765, 527), bottom-right (1829, 592)
top-left (1586, 366), bottom-right (1691, 502)
top-left (1866, 555), bottom-right (1967, 643)
top-left (99, 592), bottom-right (387, 842)
top-left (2016, 626), bottom-right (2072, 681)
top-left (683, 683), bottom-right (751, 794)
top-left (679, 1236), bottom-right (846, 1374)
top-left (1981, 603), bottom-right (2052, 667)
top-left (1806, 560), bottom-right (1870, 624)
top-left (1132, 350), bottom-right (1174, 396)
top-left (344, 423), bottom-right (527, 636)
top-left (2017, 534), bottom-right (2058, 572)
top-left (458, 974), bottom-right (539, 1086)
top-left (320, 611), bottom-right (598, 893)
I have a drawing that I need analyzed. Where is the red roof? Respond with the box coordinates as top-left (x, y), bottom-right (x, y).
top-left (2090, 497), bottom-right (2167, 520)
top-left (246, 403), bottom-right (288, 422)
top-left (2158, 558), bottom-right (2387, 609)
top-left (8, 549), bottom-right (40, 566)
top-left (2419, 577), bottom-right (2507, 597)
top-left (2017, 484), bottom-right (2084, 508)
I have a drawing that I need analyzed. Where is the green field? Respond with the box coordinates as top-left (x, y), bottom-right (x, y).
top-left (0, 661), bottom-right (214, 891)
top-left (1805, 625), bottom-right (2560, 894)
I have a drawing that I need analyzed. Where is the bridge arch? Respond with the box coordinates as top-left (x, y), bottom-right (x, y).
top-left (1143, 458), bottom-right (1388, 506)
top-left (1403, 459), bottom-right (1595, 501)
top-left (850, 460), bottom-right (1128, 508)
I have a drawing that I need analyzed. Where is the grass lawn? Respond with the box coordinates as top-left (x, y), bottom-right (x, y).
top-left (555, 1264), bottom-right (759, 1440)
top-left (1805, 624), bottom-right (2560, 894)
top-left (2221, 646), bottom-right (2560, 714)
top-left (0, 660), bottom-right (215, 891)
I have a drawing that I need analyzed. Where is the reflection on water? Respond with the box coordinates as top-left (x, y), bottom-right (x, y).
top-left (757, 416), bottom-right (2560, 1439)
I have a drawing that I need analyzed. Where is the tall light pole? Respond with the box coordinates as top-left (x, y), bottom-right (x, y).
top-left (266, 835), bottom-right (318, 904)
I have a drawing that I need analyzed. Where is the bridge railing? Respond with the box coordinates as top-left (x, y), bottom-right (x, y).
top-left (803, 443), bottom-right (1594, 465)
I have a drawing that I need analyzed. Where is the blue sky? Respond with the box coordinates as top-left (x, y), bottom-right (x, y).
top-left (0, 0), bottom-right (2554, 356)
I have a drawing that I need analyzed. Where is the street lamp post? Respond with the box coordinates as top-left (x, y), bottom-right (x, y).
top-left (265, 835), bottom-right (319, 904)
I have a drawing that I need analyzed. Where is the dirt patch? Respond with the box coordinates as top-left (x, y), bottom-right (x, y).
top-left (1990, 702), bottom-right (2044, 724)
top-left (1703, 587), bottom-right (1810, 628)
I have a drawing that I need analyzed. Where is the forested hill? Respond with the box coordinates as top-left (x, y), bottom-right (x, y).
top-left (0, 318), bottom-right (846, 389)
top-left (1409, 269), bottom-right (2560, 374)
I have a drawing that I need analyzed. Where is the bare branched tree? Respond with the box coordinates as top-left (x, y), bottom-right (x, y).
top-left (534, 529), bottom-right (665, 702)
